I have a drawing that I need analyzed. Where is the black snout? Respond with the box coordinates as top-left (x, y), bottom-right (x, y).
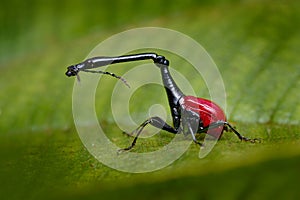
top-left (65, 65), bottom-right (78, 77)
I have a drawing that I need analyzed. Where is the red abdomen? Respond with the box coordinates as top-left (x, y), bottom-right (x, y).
top-left (182, 96), bottom-right (226, 138)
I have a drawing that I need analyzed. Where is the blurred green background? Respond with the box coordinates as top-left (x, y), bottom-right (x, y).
top-left (1, 0), bottom-right (300, 199)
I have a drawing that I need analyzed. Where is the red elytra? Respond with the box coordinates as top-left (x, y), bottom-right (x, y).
top-left (182, 96), bottom-right (226, 138)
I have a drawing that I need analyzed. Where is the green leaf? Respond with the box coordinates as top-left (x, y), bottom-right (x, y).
top-left (0, 0), bottom-right (300, 199)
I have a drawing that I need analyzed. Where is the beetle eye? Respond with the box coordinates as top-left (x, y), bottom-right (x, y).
top-left (65, 70), bottom-right (74, 77)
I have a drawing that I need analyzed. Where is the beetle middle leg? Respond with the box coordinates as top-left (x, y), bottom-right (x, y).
top-left (181, 109), bottom-right (203, 147)
top-left (119, 116), bottom-right (180, 151)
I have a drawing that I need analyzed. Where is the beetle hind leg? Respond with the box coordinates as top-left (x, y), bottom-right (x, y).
top-left (199, 121), bottom-right (261, 143)
top-left (224, 122), bottom-right (261, 143)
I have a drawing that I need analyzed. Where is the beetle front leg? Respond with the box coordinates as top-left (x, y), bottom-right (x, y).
top-left (119, 116), bottom-right (180, 152)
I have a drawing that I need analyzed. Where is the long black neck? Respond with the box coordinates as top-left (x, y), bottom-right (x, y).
top-left (159, 64), bottom-right (184, 108)
top-left (66, 52), bottom-right (185, 127)
top-left (66, 52), bottom-right (185, 105)
top-left (154, 61), bottom-right (184, 128)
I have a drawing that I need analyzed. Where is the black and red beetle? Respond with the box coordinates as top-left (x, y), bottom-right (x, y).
top-left (66, 53), bottom-right (259, 151)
